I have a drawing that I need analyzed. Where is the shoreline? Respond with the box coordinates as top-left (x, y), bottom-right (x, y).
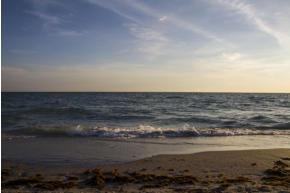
top-left (2, 148), bottom-right (290, 192)
top-left (3, 134), bottom-right (290, 167)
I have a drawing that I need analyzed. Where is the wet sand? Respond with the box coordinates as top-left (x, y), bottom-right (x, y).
top-left (2, 148), bottom-right (290, 192)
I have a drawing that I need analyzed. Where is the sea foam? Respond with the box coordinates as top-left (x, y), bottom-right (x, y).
top-left (10, 124), bottom-right (290, 138)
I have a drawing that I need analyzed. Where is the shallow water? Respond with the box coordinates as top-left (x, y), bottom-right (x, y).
top-left (2, 135), bottom-right (290, 166)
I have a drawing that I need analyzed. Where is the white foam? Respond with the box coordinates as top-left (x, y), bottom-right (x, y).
top-left (66, 124), bottom-right (290, 138)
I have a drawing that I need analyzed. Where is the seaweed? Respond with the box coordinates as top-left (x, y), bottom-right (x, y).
top-left (261, 159), bottom-right (290, 188)
top-left (34, 180), bottom-right (76, 190)
top-left (274, 160), bottom-right (288, 168)
top-left (140, 183), bottom-right (162, 189)
top-left (224, 176), bottom-right (250, 183)
top-left (171, 175), bottom-right (200, 184)
top-left (129, 172), bottom-right (200, 188)
top-left (1, 169), bottom-right (11, 181)
top-left (168, 168), bottom-right (176, 172)
top-left (220, 181), bottom-right (232, 188)
top-left (104, 169), bottom-right (135, 184)
top-left (216, 176), bottom-right (250, 185)
top-left (263, 180), bottom-right (290, 187)
top-left (129, 172), bottom-right (155, 182)
top-left (3, 176), bottom-right (41, 188)
top-left (265, 160), bottom-right (288, 177)
top-left (265, 168), bottom-right (287, 176)
top-left (84, 169), bottom-right (105, 189)
top-left (84, 168), bottom-right (102, 175)
top-left (212, 181), bottom-right (232, 192)
top-left (3, 176), bottom-right (76, 190)
top-left (67, 176), bottom-right (81, 181)
top-left (156, 166), bottom-right (165, 170)
top-left (2, 169), bottom-right (11, 177)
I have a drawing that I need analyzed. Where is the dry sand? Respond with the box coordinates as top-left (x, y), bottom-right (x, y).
top-left (2, 148), bottom-right (290, 192)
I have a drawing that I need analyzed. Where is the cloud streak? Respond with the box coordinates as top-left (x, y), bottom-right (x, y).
top-left (127, 0), bottom-right (224, 42)
top-left (127, 23), bottom-right (169, 55)
top-left (215, 0), bottom-right (290, 49)
top-left (26, 10), bottom-right (62, 25)
top-left (26, 0), bottom-right (84, 36)
top-left (85, 0), bottom-right (142, 24)
top-left (86, 0), bottom-right (223, 42)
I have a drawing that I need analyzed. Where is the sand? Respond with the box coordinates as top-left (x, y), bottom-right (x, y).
top-left (2, 148), bottom-right (290, 192)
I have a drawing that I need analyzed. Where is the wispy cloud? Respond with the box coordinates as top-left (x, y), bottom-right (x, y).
top-left (85, 0), bottom-right (142, 24)
top-left (9, 49), bottom-right (37, 55)
top-left (220, 52), bottom-right (241, 61)
top-left (26, 0), bottom-right (84, 36)
top-left (128, 24), bottom-right (167, 42)
top-left (25, 10), bottom-right (62, 27)
top-left (215, 0), bottom-right (290, 49)
top-left (127, 23), bottom-right (168, 55)
top-left (159, 16), bottom-right (167, 22)
top-left (86, 0), bottom-right (223, 42)
top-left (56, 29), bottom-right (86, 36)
top-left (127, 0), bottom-right (223, 42)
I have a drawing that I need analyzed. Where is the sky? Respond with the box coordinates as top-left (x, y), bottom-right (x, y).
top-left (2, 0), bottom-right (290, 92)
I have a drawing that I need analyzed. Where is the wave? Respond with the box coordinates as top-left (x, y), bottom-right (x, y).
top-left (165, 96), bottom-right (185, 99)
top-left (7, 125), bottom-right (290, 138)
top-left (250, 115), bottom-right (268, 120)
top-left (21, 107), bottom-right (156, 121)
top-left (248, 115), bottom-right (278, 124)
top-left (271, 122), bottom-right (290, 130)
top-left (26, 106), bottom-right (92, 116)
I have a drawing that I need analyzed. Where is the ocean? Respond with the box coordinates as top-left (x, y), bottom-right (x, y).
top-left (2, 92), bottom-right (290, 165)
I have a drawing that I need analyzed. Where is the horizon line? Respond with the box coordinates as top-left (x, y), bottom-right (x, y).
top-left (2, 91), bottom-right (290, 94)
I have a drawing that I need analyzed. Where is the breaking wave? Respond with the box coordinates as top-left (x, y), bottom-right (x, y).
top-left (8, 125), bottom-right (290, 138)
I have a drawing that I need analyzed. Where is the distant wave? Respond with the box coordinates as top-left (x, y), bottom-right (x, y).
top-left (26, 106), bottom-right (91, 115)
top-left (21, 106), bottom-right (156, 121)
top-left (249, 115), bottom-right (278, 124)
top-left (271, 122), bottom-right (290, 130)
top-left (7, 125), bottom-right (290, 138)
top-left (165, 96), bottom-right (185, 99)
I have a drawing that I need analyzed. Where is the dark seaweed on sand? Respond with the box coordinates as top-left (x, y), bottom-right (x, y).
top-left (2, 175), bottom-right (76, 190)
top-left (262, 160), bottom-right (290, 187)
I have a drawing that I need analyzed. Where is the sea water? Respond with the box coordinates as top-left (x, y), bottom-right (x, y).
top-left (2, 92), bottom-right (290, 165)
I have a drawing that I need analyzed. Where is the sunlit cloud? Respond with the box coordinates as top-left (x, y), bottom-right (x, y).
top-left (220, 52), bottom-right (241, 61)
top-left (159, 16), bottom-right (167, 22)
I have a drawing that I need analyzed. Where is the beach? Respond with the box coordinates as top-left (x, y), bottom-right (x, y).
top-left (3, 0), bottom-right (290, 191)
top-left (2, 148), bottom-right (290, 192)
top-left (2, 93), bottom-right (290, 192)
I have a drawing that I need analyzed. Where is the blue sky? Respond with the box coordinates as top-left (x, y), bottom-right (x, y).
top-left (2, 0), bottom-right (290, 92)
